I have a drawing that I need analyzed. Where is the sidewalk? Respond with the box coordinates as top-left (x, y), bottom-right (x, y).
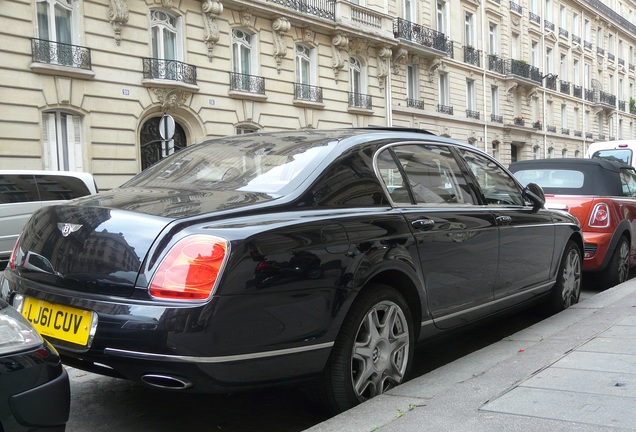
top-left (307, 279), bottom-right (636, 432)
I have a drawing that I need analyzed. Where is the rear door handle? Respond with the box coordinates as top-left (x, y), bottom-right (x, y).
top-left (412, 219), bottom-right (435, 230)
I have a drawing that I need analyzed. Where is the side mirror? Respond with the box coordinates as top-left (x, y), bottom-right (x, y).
top-left (523, 182), bottom-right (545, 210)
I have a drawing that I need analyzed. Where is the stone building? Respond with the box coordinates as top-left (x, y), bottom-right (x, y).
top-left (0, 0), bottom-right (635, 189)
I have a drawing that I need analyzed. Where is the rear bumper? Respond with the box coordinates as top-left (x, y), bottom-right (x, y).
top-left (582, 231), bottom-right (613, 271)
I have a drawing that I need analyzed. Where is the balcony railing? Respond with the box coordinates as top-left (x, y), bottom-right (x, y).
top-left (393, 19), bottom-right (454, 58)
top-left (572, 34), bottom-right (581, 44)
top-left (31, 38), bottom-right (91, 70)
top-left (597, 46), bottom-right (605, 56)
top-left (509, 1), bottom-right (522, 14)
top-left (491, 114), bottom-right (503, 123)
top-left (559, 28), bottom-right (569, 38)
top-left (513, 117), bottom-right (525, 126)
top-left (505, 59), bottom-right (542, 83)
top-left (544, 20), bottom-right (555, 31)
top-left (532, 121), bottom-right (542, 130)
top-left (584, 40), bottom-right (593, 50)
top-left (294, 83), bottom-right (323, 103)
top-left (349, 92), bottom-right (372, 109)
top-left (598, 133), bottom-right (606, 140)
top-left (488, 55), bottom-right (505, 74)
top-left (559, 80), bottom-right (570, 95)
top-left (584, 89), bottom-right (595, 102)
top-left (466, 110), bottom-right (480, 119)
top-left (573, 85), bottom-right (582, 98)
top-left (630, 64), bottom-right (635, 72)
top-left (618, 100), bottom-right (626, 111)
top-left (547, 125), bottom-right (557, 133)
top-left (229, 72), bottom-right (265, 94)
top-left (406, 98), bottom-right (425, 109)
top-left (143, 58), bottom-right (197, 85)
top-left (437, 104), bottom-right (454, 115)
top-left (585, 132), bottom-right (593, 139)
top-left (561, 128), bottom-right (570, 135)
top-left (529, 12), bottom-right (540, 24)
top-left (574, 130), bottom-right (582, 137)
top-left (608, 52), bottom-right (615, 62)
top-left (545, 74), bottom-right (557, 90)
top-left (463, 46), bottom-right (480, 67)
top-left (581, 0), bottom-right (636, 35)
top-left (609, 136), bottom-right (616, 141)
top-left (618, 58), bottom-right (625, 66)
top-left (599, 90), bottom-right (616, 107)
top-left (264, 0), bottom-right (335, 20)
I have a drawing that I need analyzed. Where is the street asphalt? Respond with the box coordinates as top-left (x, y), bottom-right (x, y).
top-left (307, 278), bottom-right (636, 431)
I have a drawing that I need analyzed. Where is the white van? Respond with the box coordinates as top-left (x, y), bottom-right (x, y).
top-left (585, 140), bottom-right (636, 168)
top-left (0, 170), bottom-right (98, 269)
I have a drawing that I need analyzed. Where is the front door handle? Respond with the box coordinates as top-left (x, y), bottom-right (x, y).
top-left (495, 215), bottom-right (512, 225)
top-left (412, 219), bottom-right (435, 230)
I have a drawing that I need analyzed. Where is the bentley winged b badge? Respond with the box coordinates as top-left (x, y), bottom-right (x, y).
top-left (58, 223), bottom-right (83, 237)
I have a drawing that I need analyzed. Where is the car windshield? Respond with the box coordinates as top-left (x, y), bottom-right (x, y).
top-left (124, 132), bottom-right (340, 195)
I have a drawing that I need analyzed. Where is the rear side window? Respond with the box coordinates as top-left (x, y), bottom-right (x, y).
top-left (619, 169), bottom-right (636, 197)
top-left (592, 149), bottom-right (632, 165)
top-left (0, 175), bottom-right (40, 204)
top-left (34, 175), bottom-right (92, 201)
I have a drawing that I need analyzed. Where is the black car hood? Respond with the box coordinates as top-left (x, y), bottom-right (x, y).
top-left (13, 187), bottom-right (276, 296)
top-left (70, 187), bottom-right (276, 218)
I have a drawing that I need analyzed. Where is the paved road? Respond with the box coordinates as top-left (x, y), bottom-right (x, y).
top-left (65, 281), bottom-right (605, 432)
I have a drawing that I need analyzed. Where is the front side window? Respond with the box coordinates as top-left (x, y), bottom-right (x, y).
top-left (458, 148), bottom-right (525, 206)
top-left (404, 0), bottom-right (415, 22)
top-left (42, 111), bottom-right (83, 171)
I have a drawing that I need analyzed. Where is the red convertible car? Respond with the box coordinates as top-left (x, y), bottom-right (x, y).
top-left (510, 158), bottom-right (636, 288)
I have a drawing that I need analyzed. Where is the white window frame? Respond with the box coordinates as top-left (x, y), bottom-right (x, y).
top-left (349, 56), bottom-right (366, 96)
top-left (489, 23), bottom-right (498, 55)
top-left (464, 12), bottom-right (475, 47)
top-left (407, 63), bottom-right (418, 101)
top-left (232, 29), bottom-right (258, 76)
top-left (439, 72), bottom-right (449, 106)
top-left (546, 47), bottom-right (553, 73)
top-left (491, 85), bottom-right (499, 116)
top-left (573, 59), bottom-right (580, 85)
top-left (150, 9), bottom-right (183, 61)
top-left (466, 79), bottom-right (475, 111)
top-left (35, 0), bottom-right (80, 44)
top-left (42, 110), bottom-right (83, 171)
top-left (559, 5), bottom-right (566, 29)
top-left (436, 0), bottom-right (449, 35)
top-left (404, 0), bottom-right (415, 22)
top-left (545, 0), bottom-right (552, 22)
top-left (531, 41), bottom-right (539, 66)
top-left (572, 13), bottom-right (579, 37)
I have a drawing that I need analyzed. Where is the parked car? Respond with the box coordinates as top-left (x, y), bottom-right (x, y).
top-left (0, 170), bottom-right (98, 270)
top-left (585, 139), bottom-right (636, 168)
top-left (1, 128), bottom-right (582, 414)
top-left (510, 158), bottom-right (636, 287)
top-left (0, 298), bottom-right (70, 432)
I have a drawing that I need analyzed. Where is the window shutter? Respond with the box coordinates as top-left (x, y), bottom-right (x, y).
top-left (66, 114), bottom-right (83, 172)
top-left (42, 112), bottom-right (57, 170)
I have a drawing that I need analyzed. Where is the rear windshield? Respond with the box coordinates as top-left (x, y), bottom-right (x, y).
top-left (513, 169), bottom-right (585, 189)
top-left (591, 149), bottom-right (633, 165)
top-left (0, 174), bottom-right (92, 204)
top-left (512, 165), bottom-right (625, 196)
top-left (124, 132), bottom-right (340, 196)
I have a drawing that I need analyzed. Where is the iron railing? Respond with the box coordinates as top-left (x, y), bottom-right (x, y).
top-left (348, 92), bottom-right (372, 109)
top-left (509, 1), bottom-right (522, 14)
top-left (501, 59), bottom-right (542, 83)
top-left (466, 110), bottom-right (480, 119)
top-left (618, 100), bottom-right (626, 111)
top-left (143, 58), bottom-right (197, 85)
top-left (294, 83), bottom-right (323, 102)
top-left (406, 98), bottom-right (425, 109)
top-left (513, 117), bottom-right (525, 126)
top-left (547, 125), bottom-right (557, 133)
top-left (463, 46), bottom-right (480, 67)
top-left (491, 114), bottom-right (503, 123)
top-left (561, 128), bottom-right (570, 135)
top-left (630, 64), bottom-right (635, 72)
top-left (559, 28), bottom-right (569, 38)
top-left (599, 91), bottom-right (616, 107)
top-left (529, 12), bottom-right (540, 24)
top-left (31, 38), bottom-right (91, 70)
top-left (597, 47), bottom-right (605, 56)
top-left (572, 35), bottom-right (581, 44)
top-left (585, 88), bottom-right (595, 102)
top-left (573, 85), bottom-right (582, 98)
top-left (264, 0), bottom-right (335, 20)
top-left (608, 52), bottom-right (615, 62)
top-left (598, 133), bottom-right (606, 140)
top-left (393, 18), bottom-right (454, 58)
top-left (545, 75), bottom-right (557, 90)
top-left (488, 55), bottom-right (504, 74)
top-left (229, 72), bottom-right (265, 94)
top-left (544, 20), bottom-right (555, 31)
top-left (584, 40), bottom-right (593, 50)
top-left (618, 58), bottom-right (625, 66)
top-left (532, 121), bottom-right (542, 130)
top-left (574, 130), bottom-right (582, 137)
top-left (437, 104), bottom-right (454, 115)
top-left (581, 0), bottom-right (636, 34)
top-left (560, 80), bottom-right (570, 95)
top-left (586, 132), bottom-right (593, 139)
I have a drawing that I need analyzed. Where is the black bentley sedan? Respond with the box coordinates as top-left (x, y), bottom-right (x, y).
top-left (1, 128), bottom-right (582, 414)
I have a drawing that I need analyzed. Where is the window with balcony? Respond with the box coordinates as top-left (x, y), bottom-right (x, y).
top-left (349, 57), bottom-right (371, 109)
top-left (559, 6), bottom-right (567, 38)
top-left (436, 0), bottom-right (449, 36)
top-left (295, 44), bottom-right (321, 103)
top-left (150, 10), bottom-right (181, 77)
top-left (404, 0), bottom-right (415, 22)
top-left (464, 12), bottom-right (475, 48)
top-left (490, 85), bottom-right (501, 122)
top-left (488, 23), bottom-right (498, 55)
top-left (406, 64), bottom-right (422, 109)
top-left (544, 0), bottom-right (553, 26)
top-left (466, 79), bottom-right (478, 118)
top-left (230, 29), bottom-right (263, 94)
top-left (42, 110), bottom-right (83, 171)
top-left (33, 0), bottom-right (89, 69)
top-left (437, 72), bottom-right (452, 114)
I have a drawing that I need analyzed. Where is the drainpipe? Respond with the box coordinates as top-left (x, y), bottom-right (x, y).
top-left (386, 65), bottom-right (393, 126)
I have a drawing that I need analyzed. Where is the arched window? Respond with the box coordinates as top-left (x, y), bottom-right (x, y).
top-left (151, 10), bottom-right (181, 61)
top-left (232, 29), bottom-right (254, 75)
top-left (349, 57), bottom-right (369, 108)
top-left (139, 117), bottom-right (187, 171)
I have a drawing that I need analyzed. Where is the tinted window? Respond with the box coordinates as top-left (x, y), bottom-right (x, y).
top-left (34, 175), bottom-right (92, 201)
top-left (0, 175), bottom-right (40, 204)
top-left (592, 149), bottom-right (632, 165)
top-left (458, 149), bottom-right (525, 206)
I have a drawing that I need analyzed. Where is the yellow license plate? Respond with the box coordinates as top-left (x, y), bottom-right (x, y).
top-left (21, 298), bottom-right (95, 346)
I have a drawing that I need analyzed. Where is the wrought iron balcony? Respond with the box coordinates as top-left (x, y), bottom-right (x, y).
top-left (463, 46), bottom-right (480, 67)
top-left (572, 34), bottom-right (581, 44)
top-left (229, 72), bottom-right (265, 94)
top-left (584, 41), bottom-right (593, 50)
top-left (544, 20), bottom-right (555, 31)
top-left (264, 0), bottom-right (335, 20)
top-left (599, 90), bottom-right (616, 107)
top-left (585, 132), bottom-right (593, 139)
top-left (574, 130), bottom-right (582, 137)
top-left (559, 28), bottom-right (569, 38)
top-left (491, 114), bottom-right (503, 123)
top-left (488, 55), bottom-right (505, 74)
top-left (466, 110), bottom-right (480, 119)
top-left (143, 58), bottom-right (197, 85)
top-left (608, 52), bottom-right (615, 62)
top-left (393, 18), bottom-right (454, 58)
top-left (618, 58), bottom-right (625, 66)
top-left (532, 121), bottom-right (542, 130)
top-left (573, 85), bottom-right (582, 98)
top-left (609, 136), bottom-right (616, 141)
top-left (509, 1), bottom-right (522, 14)
top-left (504, 59), bottom-right (542, 83)
top-left (547, 125), bottom-right (557, 133)
top-left (31, 38), bottom-right (91, 70)
top-left (559, 80), bottom-right (570, 95)
top-left (545, 75), bottom-right (557, 90)
top-left (294, 83), bottom-right (323, 103)
top-left (598, 133), bottom-right (606, 140)
top-left (597, 46), bottom-right (605, 56)
top-left (406, 98), bottom-right (425, 109)
top-left (513, 117), bottom-right (525, 126)
top-left (348, 92), bottom-right (372, 109)
top-left (561, 128), bottom-right (570, 135)
top-left (585, 88), bottom-right (595, 102)
top-left (581, 0), bottom-right (636, 35)
top-left (529, 12), bottom-right (540, 24)
top-left (437, 104), bottom-right (454, 115)
top-left (630, 64), bottom-right (635, 72)
top-left (618, 100), bottom-right (626, 111)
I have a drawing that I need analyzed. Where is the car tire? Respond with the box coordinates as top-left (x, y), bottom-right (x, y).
top-left (603, 236), bottom-right (630, 288)
top-left (545, 240), bottom-right (582, 313)
top-left (320, 284), bottom-right (414, 414)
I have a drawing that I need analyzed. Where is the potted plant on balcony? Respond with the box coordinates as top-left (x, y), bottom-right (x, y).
top-left (532, 120), bottom-right (542, 129)
top-left (513, 115), bottom-right (525, 126)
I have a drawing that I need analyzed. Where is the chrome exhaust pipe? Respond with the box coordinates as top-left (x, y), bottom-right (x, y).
top-left (141, 374), bottom-right (193, 390)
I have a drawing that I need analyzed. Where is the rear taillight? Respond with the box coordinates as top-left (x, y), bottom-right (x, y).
top-left (8, 235), bottom-right (22, 270)
top-left (589, 203), bottom-right (610, 228)
top-left (149, 235), bottom-right (228, 300)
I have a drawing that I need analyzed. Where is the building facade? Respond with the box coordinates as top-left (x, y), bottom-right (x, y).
top-left (1, 0), bottom-right (635, 189)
